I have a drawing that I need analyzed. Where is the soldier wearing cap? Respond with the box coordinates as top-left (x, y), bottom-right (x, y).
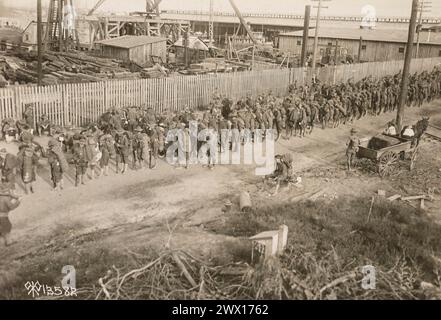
top-left (23, 104), bottom-right (35, 135)
top-left (72, 137), bottom-right (89, 186)
top-left (37, 114), bottom-right (53, 137)
top-left (47, 139), bottom-right (68, 191)
top-left (115, 129), bottom-right (131, 174)
top-left (99, 134), bottom-right (115, 176)
top-left (85, 130), bottom-right (101, 180)
top-left (176, 123), bottom-right (191, 169)
top-left (346, 129), bottom-right (360, 171)
top-left (0, 148), bottom-right (17, 191)
top-left (0, 182), bottom-right (20, 247)
top-left (132, 126), bottom-right (145, 170)
top-left (267, 153), bottom-right (294, 196)
top-left (146, 125), bottom-right (159, 170)
top-left (17, 146), bottom-right (39, 194)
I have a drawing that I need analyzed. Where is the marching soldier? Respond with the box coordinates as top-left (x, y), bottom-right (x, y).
top-left (0, 183), bottom-right (21, 247)
top-left (99, 134), bottom-right (115, 176)
top-left (115, 129), bottom-right (131, 174)
top-left (0, 148), bottom-right (17, 192)
top-left (72, 137), bottom-right (89, 187)
top-left (346, 129), bottom-right (360, 172)
top-left (17, 146), bottom-right (39, 194)
top-left (47, 139), bottom-right (68, 191)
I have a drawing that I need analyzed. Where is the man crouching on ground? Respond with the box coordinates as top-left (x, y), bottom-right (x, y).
top-left (0, 183), bottom-right (21, 247)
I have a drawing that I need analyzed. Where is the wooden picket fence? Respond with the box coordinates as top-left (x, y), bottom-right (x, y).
top-left (1, 57), bottom-right (441, 127)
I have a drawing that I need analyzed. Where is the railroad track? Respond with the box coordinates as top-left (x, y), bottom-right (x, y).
top-left (426, 125), bottom-right (441, 142)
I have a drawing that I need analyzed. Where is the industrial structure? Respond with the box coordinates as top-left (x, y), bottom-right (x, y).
top-left (80, 0), bottom-right (190, 49)
top-left (278, 28), bottom-right (441, 64)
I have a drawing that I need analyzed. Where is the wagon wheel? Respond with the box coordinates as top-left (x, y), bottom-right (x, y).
top-left (378, 151), bottom-right (399, 177)
top-left (410, 146), bottom-right (419, 171)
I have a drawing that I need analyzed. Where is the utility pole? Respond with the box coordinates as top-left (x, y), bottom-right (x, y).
top-left (300, 5), bottom-right (311, 68)
top-left (37, 0), bottom-right (43, 86)
top-left (416, 0), bottom-right (432, 58)
top-left (209, 0), bottom-right (214, 46)
top-left (184, 29), bottom-right (190, 67)
top-left (311, 0), bottom-right (331, 80)
top-left (396, 0), bottom-right (419, 132)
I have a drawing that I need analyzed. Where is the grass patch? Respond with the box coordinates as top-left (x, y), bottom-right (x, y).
top-left (210, 196), bottom-right (441, 299)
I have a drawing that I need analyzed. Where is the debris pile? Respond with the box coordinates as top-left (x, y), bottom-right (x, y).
top-left (0, 50), bottom-right (145, 85)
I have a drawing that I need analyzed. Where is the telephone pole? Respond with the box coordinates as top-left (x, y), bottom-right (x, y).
top-left (37, 0), bottom-right (43, 86)
top-left (311, 0), bottom-right (331, 79)
top-left (300, 5), bottom-right (311, 68)
top-left (416, 0), bottom-right (432, 58)
top-left (209, 0), bottom-right (214, 46)
top-left (396, 0), bottom-right (419, 132)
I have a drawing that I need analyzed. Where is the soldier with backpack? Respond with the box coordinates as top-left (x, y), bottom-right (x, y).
top-left (99, 134), bottom-right (115, 177)
top-left (115, 129), bottom-right (131, 174)
top-left (346, 129), bottom-right (360, 172)
top-left (47, 139), bottom-right (69, 191)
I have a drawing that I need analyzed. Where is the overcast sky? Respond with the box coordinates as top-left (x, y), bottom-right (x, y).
top-left (2, 0), bottom-right (441, 17)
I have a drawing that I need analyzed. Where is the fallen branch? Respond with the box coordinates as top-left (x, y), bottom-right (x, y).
top-left (172, 252), bottom-right (198, 288)
top-left (319, 271), bottom-right (357, 298)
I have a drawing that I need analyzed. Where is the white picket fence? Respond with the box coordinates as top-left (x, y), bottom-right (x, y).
top-left (1, 57), bottom-right (441, 127)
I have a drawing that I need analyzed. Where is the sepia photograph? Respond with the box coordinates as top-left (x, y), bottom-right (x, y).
top-left (0, 0), bottom-right (441, 308)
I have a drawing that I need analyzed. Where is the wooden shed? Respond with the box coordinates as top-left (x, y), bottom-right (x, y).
top-left (278, 28), bottom-right (441, 63)
top-left (97, 35), bottom-right (167, 66)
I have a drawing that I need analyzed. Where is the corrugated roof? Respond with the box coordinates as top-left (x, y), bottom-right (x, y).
top-left (97, 35), bottom-right (167, 49)
top-left (279, 28), bottom-right (441, 45)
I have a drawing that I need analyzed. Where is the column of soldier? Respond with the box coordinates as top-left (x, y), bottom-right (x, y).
top-left (0, 67), bottom-right (440, 196)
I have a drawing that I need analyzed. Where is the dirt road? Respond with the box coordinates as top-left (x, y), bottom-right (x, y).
top-left (1, 100), bottom-right (440, 269)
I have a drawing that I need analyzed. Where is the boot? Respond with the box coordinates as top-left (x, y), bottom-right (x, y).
top-left (75, 176), bottom-right (79, 187)
top-left (81, 175), bottom-right (86, 185)
top-left (90, 169), bottom-right (95, 180)
top-left (104, 166), bottom-right (109, 176)
top-left (60, 179), bottom-right (64, 190)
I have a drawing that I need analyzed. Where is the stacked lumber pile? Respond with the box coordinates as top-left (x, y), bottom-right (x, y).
top-left (140, 64), bottom-right (168, 79)
top-left (0, 50), bottom-right (152, 85)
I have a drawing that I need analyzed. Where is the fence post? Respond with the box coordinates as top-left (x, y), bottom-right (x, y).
top-left (62, 84), bottom-right (68, 126)
top-left (104, 81), bottom-right (109, 110)
top-left (12, 86), bottom-right (20, 120)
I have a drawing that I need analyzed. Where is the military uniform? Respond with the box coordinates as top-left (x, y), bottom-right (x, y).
top-left (72, 139), bottom-right (89, 186)
top-left (346, 130), bottom-right (360, 171)
top-left (115, 131), bottom-right (131, 174)
top-left (0, 151), bottom-right (17, 191)
top-left (0, 186), bottom-right (20, 247)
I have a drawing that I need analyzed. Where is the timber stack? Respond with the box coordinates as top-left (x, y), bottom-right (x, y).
top-left (0, 50), bottom-right (145, 85)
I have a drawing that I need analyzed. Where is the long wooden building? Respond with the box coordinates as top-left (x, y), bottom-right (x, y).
top-left (277, 28), bottom-right (441, 63)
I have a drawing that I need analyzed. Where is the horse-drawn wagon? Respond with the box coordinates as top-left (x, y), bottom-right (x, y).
top-left (357, 134), bottom-right (419, 177)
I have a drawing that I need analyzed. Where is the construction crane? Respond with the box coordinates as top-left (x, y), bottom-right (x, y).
top-left (228, 0), bottom-right (258, 46)
top-left (87, 0), bottom-right (106, 16)
top-left (44, 0), bottom-right (79, 51)
top-left (146, 0), bottom-right (162, 16)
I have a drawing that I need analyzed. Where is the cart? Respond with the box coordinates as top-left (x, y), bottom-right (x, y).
top-left (357, 134), bottom-right (419, 177)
